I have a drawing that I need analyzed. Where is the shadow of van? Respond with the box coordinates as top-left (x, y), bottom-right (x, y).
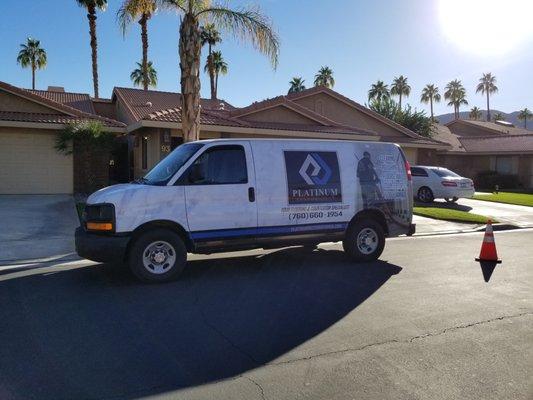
top-left (0, 247), bottom-right (401, 400)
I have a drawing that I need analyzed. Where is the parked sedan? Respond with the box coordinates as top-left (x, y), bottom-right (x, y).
top-left (411, 166), bottom-right (475, 203)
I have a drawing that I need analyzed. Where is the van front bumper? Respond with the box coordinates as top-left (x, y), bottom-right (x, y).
top-left (75, 227), bottom-right (130, 263)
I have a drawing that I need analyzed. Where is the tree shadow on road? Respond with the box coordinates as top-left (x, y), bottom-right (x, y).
top-left (0, 247), bottom-right (402, 400)
top-left (414, 199), bottom-right (473, 212)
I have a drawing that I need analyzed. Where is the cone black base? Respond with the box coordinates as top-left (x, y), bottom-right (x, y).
top-left (475, 258), bottom-right (502, 263)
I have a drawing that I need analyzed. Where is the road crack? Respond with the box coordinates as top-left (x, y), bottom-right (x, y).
top-left (269, 311), bottom-right (533, 366)
top-left (246, 376), bottom-right (267, 400)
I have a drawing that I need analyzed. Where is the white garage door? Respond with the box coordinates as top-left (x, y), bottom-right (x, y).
top-left (0, 130), bottom-right (73, 194)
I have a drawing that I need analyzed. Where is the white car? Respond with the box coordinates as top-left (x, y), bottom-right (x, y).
top-left (411, 166), bottom-right (474, 203)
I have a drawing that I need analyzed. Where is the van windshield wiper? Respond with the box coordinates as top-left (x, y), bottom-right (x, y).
top-left (132, 177), bottom-right (149, 184)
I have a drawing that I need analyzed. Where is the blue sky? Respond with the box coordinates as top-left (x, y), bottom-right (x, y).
top-left (1, 0), bottom-right (532, 116)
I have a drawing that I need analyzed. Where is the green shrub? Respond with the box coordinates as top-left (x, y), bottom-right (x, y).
top-left (368, 97), bottom-right (434, 138)
top-left (475, 171), bottom-right (521, 190)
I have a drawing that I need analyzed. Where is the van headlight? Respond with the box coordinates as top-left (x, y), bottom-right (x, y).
top-left (84, 203), bottom-right (115, 232)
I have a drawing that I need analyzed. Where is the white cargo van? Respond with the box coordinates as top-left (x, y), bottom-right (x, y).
top-left (76, 139), bottom-right (415, 282)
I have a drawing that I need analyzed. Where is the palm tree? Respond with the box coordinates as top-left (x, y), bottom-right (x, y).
top-left (518, 108), bottom-right (532, 129)
top-left (391, 75), bottom-right (411, 109)
top-left (444, 79), bottom-right (468, 119)
top-left (314, 66), bottom-right (334, 88)
top-left (131, 61), bottom-right (157, 88)
top-left (368, 81), bottom-right (390, 102)
top-left (420, 84), bottom-right (441, 120)
top-left (16, 38), bottom-right (47, 90)
top-left (118, 0), bottom-right (157, 91)
top-left (288, 77), bottom-right (306, 94)
top-left (76, 0), bottom-right (107, 98)
top-left (204, 50), bottom-right (227, 99)
top-left (200, 24), bottom-right (222, 100)
top-left (493, 112), bottom-right (505, 121)
top-left (469, 106), bottom-right (482, 120)
top-left (159, 0), bottom-right (279, 142)
top-left (476, 73), bottom-right (498, 121)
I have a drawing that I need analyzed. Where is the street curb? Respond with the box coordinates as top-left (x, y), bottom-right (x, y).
top-left (412, 223), bottom-right (523, 237)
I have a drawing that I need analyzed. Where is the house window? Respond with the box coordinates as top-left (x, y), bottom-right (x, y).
top-left (141, 136), bottom-right (148, 170)
top-left (494, 156), bottom-right (512, 174)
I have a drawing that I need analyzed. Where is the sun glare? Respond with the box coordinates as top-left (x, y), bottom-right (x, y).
top-left (439, 0), bottom-right (533, 56)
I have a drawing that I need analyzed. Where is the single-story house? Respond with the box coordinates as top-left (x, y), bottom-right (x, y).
top-left (0, 80), bottom-right (446, 194)
top-left (0, 81), bottom-right (125, 194)
top-left (431, 120), bottom-right (533, 189)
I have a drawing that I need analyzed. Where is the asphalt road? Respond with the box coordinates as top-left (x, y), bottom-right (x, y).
top-left (0, 230), bottom-right (531, 400)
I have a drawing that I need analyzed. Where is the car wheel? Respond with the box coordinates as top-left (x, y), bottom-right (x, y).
top-left (445, 197), bottom-right (458, 203)
top-left (417, 187), bottom-right (434, 203)
top-left (343, 219), bottom-right (385, 262)
top-left (128, 228), bottom-right (187, 283)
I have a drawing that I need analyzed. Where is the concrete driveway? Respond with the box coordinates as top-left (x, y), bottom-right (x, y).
top-left (0, 195), bottom-right (79, 264)
top-left (459, 198), bottom-right (533, 228)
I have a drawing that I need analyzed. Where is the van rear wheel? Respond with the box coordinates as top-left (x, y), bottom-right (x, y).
top-left (343, 219), bottom-right (385, 262)
top-left (129, 228), bottom-right (187, 283)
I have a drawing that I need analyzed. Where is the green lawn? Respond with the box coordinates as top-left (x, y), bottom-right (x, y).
top-left (414, 207), bottom-right (495, 224)
top-left (473, 192), bottom-right (533, 207)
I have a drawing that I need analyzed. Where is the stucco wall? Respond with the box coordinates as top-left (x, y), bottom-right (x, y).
top-left (293, 93), bottom-right (404, 138)
top-left (0, 90), bottom-right (58, 113)
top-left (240, 105), bottom-right (318, 124)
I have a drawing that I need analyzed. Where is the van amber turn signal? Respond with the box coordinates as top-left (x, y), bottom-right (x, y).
top-left (86, 222), bottom-right (113, 231)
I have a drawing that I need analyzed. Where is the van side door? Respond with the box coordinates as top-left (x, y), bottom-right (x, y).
top-left (180, 142), bottom-right (258, 236)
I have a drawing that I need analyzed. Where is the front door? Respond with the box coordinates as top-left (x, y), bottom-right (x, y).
top-left (183, 142), bottom-right (257, 237)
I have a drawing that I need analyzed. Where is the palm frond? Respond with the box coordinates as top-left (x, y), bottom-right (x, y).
top-left (198, 4), bottom-right (280, 68)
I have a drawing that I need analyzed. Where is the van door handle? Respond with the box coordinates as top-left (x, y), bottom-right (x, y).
top-left (248, 187), bottom-right (255, 202)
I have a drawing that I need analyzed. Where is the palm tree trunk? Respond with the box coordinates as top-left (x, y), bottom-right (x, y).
top-left (179, 13), bottom-right (202, 142)
top-left (399, 94), bottom-right (402, 109)
top-left (208, 44), bottom-right (216, 100)
top-left (215, 72), bottom-right (219, 99)
top-left (139, 14), bottom-right (149, 91)
top-left (430, 98), bottom-right (434, 120)
top-left (87, 6), bottom-right (99, 98)
top-left (486, 92), bottom-right (490, 121)
top-left (31, 61), bottom-right (35, 90)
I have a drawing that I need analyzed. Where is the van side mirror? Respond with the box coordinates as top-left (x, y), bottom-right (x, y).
top-left (188, 163), bottom-right (205, 184)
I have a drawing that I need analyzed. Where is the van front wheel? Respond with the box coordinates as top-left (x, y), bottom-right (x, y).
top-left (129, 228), bottom-right (187, 283)
top-left (343, 219), bottom-right (385, 262)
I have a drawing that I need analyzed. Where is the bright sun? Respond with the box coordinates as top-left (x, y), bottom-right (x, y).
top-left (439, 0), bottom-right (533, 56)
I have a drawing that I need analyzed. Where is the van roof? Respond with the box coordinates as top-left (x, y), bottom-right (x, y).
top-left (192, 138), bottom-right (399, 147)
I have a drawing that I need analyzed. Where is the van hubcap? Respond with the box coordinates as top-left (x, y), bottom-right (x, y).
top-left (143, 241), bottom-right (176, 274)
top-left (357, 228), bottom-right (378, 254)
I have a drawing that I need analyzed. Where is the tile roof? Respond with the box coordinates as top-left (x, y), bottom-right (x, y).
top-left (286, 86), bottom-right (438, 141)
top-left (144, 106), bottom-right (372, 135)
top-left (0, 81), bottom-right (125, 129)
top-left (27, 89), bottom-right (96, 114)
top-left (113, 87), bottom-right (235, 122)
top-left (446, 119), bottom-right (531, 135)
top-left (432, 124), bottom-right (464, 151)
top-left (458, 134), bottom-right (533, 153)
top-left (0, 111), bottom-right (93, 125)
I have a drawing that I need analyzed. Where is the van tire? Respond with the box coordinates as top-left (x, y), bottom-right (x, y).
top-left (128, 228), bottom-right (187, 283)
top-left (343, 219), bottom-right (385, 262)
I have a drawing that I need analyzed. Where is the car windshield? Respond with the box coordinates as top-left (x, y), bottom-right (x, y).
top-left (430, 168), bottom-right (460, 178)
top-left (142, 143), bottom-right (204, 185)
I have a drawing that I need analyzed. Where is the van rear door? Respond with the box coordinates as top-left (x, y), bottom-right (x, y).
top-left (183, 142), bottom-right (257, 235)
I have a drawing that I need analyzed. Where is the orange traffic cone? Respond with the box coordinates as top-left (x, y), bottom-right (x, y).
top-left (475, 220), bottom-right (502, 263)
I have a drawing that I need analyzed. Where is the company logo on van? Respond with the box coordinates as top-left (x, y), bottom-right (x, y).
top-left (299, 153), bottom-right (332, 185)
top-left (284, 151), bottom-right (342, 204)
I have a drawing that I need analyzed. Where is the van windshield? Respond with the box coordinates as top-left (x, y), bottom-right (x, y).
top-left (142, 143), bottom-right (204, 185)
